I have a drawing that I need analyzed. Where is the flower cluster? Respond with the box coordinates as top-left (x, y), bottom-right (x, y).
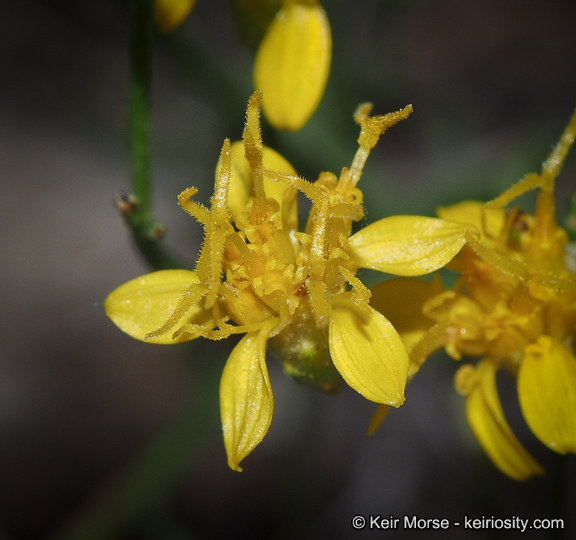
top-left (106, 92), bottom-right (474, 470)
top-left (380, 110), bottom-right (576, 480)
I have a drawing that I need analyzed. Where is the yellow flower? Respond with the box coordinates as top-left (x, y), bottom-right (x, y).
top-left (106, 91), bottom-right (472, 470)
top-left (154, 0), bottom-right (197, 32)
top-left (406, 109), bottom-right (576, 480)
top-left (253, 0), bottom-right (331, 130)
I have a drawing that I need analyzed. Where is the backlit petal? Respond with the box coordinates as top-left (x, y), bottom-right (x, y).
top-left (437, 201), bottom-right (505, 244)
top-left (254, 1), bottom-right (331, 130)
top-left (349, 216), bottom-right (475, 276)
top-left (220, 322), bottom-right (276, 471)
top-left (456, 361), bottom-right (543, 480)
top-left (329, 294), bottom-right (408, 406)
top-left (104, 270), bottom-right (208, 344)
top-left (518, 336), bottom-right (576, 454)
top-left (369, 277), bottom-right (436, 358)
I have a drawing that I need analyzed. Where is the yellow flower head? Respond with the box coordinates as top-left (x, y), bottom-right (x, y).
top-left (411, 110), bottom-right (576, 480)
top-left (253, 0), bottom-right (331, 130)
top-left (154, 0), bottom-right (197, 32)
top-left (105, 92), bottom-right (473, 470)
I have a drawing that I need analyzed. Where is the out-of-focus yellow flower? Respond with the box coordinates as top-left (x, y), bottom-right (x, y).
top-left (106, 92), bottom-right (473, 471)
top-left (396, 110), bottom-right (576, 480)
top-left (254, 0), bottom-right (331, 130)
top-left (154, 0), bottom-right (197, 32)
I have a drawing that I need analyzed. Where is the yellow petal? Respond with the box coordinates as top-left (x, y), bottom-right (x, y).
top-left (456, 361), bottom-right (543, 481)
top-left (348, 216), bottom-right (475, 276)
top-left (254, 1), bottom-right (331, 130)
top-left (104, 270), bottom-right (207, 345)
top-left (154, 0), bottom-right (197, 32)
top-left (367, 404), bottom-right (390, 435)
top-left (227, 141), bottom-right (298, 228)
top-left (220, 322), bottom-right (276, 471)
top-left (329, 294), bottom-right (409, 406)
top-left (518, 336), bottom-right (576, 454)
top-left (369, 277), bottom-right (436, 358)
top-left (437, 201), bottom-right (505, 244)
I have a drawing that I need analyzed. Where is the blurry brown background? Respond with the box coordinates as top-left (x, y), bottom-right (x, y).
top-left (1, 0), bottom-right (576, 538)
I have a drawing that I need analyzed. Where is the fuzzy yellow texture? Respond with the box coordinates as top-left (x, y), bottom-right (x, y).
top-left (404, 110), bottom-right (576, 480)
top-left (106, 92), bottom-right (474, 470)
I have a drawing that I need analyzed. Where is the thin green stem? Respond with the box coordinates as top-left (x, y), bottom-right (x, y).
top-left (116, 0), bottom-right (188, 270)
top-left (129, 0), bottom-right (154, 209)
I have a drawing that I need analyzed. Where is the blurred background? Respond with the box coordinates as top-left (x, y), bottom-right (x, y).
top-left (1, 0), bottom-right (576, 538)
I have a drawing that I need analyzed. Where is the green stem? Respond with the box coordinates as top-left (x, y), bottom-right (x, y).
top-left (117, 0), bottom-right (188, 270)
top-left (129, 0), bottom-right (154, 209)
